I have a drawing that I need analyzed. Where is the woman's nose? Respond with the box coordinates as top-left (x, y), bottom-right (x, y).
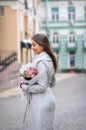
top-left (31, 46), bottom-right (33, 49)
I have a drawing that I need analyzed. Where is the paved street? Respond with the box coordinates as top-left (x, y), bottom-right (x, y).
top-left (0, 73), bottom-right (86, 130)
top-left (53, 73), bottom-right (86, 130)
top-left (0, 73), bottom-right (72, 98)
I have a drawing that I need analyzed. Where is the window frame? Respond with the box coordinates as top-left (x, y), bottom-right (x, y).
top-left (53, 32), bottom-right (59, 44)
top-left (68, 7), bottom-right (75, 23)
top-left (68, 51), bottom-right (76, 68)
top-left (51, 7), bottom-right (59, 21)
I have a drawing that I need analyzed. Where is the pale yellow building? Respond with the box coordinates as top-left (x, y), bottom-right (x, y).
top-left (0, 0), bottom-right (39, 64)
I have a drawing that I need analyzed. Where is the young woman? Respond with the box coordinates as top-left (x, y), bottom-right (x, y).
top-left (20, 33), bottom-right (57, 130)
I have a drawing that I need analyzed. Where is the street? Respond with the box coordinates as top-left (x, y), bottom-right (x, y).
top-left (0, 73), bottom-right (86, 130)
top-left (53, 73), bottom-right (86, 130)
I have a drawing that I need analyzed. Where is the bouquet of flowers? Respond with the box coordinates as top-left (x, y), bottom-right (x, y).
top-left (19, 64), bottom-right (39, 122)
top-left (21, 67), bottom-right (39, 80)
top-left (20, 64), bottom-right (38, 89)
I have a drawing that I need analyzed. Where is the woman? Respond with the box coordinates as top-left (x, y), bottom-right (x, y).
top-left (20, 33), bottom-right (57, 130)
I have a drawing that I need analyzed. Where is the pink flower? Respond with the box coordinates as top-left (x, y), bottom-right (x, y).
top-left (21, 67), bottom-right (38, 80)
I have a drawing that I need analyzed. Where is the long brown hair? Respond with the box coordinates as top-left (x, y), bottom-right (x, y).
top-left (31, 33), bottom-right (57, 72)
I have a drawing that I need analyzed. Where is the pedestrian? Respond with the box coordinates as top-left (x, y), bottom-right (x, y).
top-left (20, 33), bottom-right (57, 130)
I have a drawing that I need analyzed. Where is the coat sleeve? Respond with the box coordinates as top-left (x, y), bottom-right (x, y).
top-left (27, 61), bottom-right (48, 94)
top-left (50, 73), bottom-right (56, 88)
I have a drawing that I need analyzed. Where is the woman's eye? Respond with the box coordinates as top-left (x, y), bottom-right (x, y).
top-left (33, 44), bottom-right (36, 47)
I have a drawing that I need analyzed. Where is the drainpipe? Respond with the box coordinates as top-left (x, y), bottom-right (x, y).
top-left (45, 0), bottom-right (49, 37)
top-left (32, 0), bottom-right (36, 35)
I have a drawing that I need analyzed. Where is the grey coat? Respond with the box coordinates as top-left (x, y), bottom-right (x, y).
top-left (23, 52), bottom-right (56, 130)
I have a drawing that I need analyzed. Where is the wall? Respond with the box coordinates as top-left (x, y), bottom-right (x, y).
top-left (0, 6), bottom-right (17, 51)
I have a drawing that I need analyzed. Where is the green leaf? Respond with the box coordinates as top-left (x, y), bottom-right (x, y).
top-left (21, 73), bottom-right (26, 78)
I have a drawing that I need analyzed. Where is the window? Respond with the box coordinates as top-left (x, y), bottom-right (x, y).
top-left (52, 32), bottom-right (60, 48)
top-left (84, 32), bottom-right (86, 42)
top-left (84, 7), bottom-right (86, 20)
top-left (69, 32), bottom-right (75, 43)
top-left (0, 6), bottom-right (4, 16)
top-left (84, 53), bottom-right (86, 67)
top-left (84, 32), bottom-right (86, 47)
top-left (68, 7), bottom-right (75, 23)
top-left (69, 51), bottom-right (75, 67)
top-left (24, 0), bottom-right (28, 9)
top-left (68, 32), bottom-right (76, 48)
top-left (53, 32), bottom-right (59, 43)
top-left (52, 8), bottom-right (59, 21)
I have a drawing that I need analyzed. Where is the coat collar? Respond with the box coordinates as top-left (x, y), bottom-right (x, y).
top-left (35, 51), bottom-right (52, 62)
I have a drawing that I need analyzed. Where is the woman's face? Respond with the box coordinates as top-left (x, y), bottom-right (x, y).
top-left (31, 40), bottom-right (44, 54)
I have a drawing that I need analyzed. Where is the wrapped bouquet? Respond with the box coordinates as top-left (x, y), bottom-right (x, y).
top-left (19, 64), bottom-right (39, 123)
top-left (20, 63), bottom-right (38, 89)
top-left (21, 67), bottom-right (39, 80)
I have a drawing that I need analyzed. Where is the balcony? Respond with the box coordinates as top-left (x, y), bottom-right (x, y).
top-left (69, 20), bottom-right (74, 26)
top-left (52, 42), bottom-right (60, 51)
top-left (66, 42), bottom-right (77, 51)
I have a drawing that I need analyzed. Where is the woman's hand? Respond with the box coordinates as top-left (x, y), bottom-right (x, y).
top-left (20, 81), bottom-right (29, 91)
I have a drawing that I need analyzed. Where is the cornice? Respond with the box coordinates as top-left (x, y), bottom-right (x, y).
top-left (0, 1), bottom-right (24, 10)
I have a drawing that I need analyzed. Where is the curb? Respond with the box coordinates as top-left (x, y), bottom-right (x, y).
top-left (0, 87), bottom-right (20, 98)
top-left (55, 73), bottom-right (75, 82)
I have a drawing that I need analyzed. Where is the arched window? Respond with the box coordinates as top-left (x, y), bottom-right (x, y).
top-left (53, 32), bottom-right (59, 44)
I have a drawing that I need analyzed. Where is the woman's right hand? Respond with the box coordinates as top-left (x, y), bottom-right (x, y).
top-left (20, 81), bottom-right (28, 91)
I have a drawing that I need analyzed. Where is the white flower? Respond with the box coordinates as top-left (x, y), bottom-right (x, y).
top-left (20, 63), bottom-right (32, 74)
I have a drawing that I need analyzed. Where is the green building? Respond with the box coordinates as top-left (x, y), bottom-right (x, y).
top-left (39, 0), bottom-right (86, 72)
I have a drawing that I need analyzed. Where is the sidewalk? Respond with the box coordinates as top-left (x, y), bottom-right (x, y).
top-left (0, 73), bottom-right (75, 98)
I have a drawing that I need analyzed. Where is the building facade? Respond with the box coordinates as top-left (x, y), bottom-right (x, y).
top-left (0, 0), bottom-right (39, 63)
top-left (39, 0), bottom-right (86, 72)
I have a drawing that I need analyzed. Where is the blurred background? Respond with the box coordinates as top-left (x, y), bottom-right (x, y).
top-left (0, 0), bottom-right (86, 90)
